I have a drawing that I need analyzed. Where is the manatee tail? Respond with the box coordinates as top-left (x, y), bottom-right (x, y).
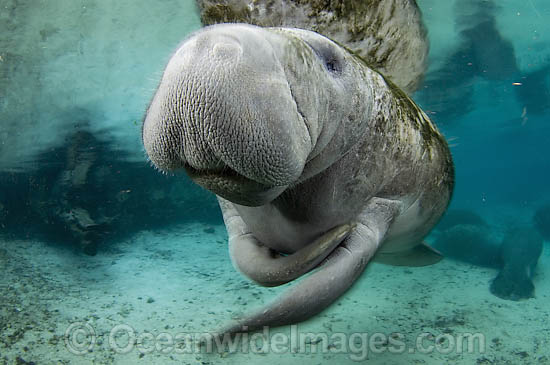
top-left (489, 227), bottom-right (542, 301)
top-left (209, 198), bottom-right (401, 341)
top-left (490, 265), bottom-right (535, 301)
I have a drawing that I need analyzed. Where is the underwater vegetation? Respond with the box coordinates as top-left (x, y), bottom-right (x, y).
top-left (0, 128), bottom-right (220, 255)
top-left (534, 203), bottom-right (550, 240)
top-left (434, 210), bottom-right (544, 301)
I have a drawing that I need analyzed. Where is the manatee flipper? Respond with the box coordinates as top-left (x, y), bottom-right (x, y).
top-left (214, 198), bottom-right (401, 337)
top-left (219, 197), bottom-right (353, 287)
top-left (373, 242), bottom-right (443, 267)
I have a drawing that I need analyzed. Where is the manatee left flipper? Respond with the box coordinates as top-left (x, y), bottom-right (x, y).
top-left (373, 242), bottom-right (443, 267)
top-left (218, 197), bottom-right (354, 287)
top-left (214, 198), bottom-right (401, 337)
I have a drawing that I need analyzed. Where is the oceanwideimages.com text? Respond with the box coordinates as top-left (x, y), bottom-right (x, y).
top-left (64, 322), bottom-right (486, 361)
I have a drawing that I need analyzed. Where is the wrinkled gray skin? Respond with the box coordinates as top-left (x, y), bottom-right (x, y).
top-left (142, 24), bottom-right (454, 337)
top-left (197, 0), bottom-right (429, 94)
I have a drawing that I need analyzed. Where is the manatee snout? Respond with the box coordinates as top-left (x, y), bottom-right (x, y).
top-left (210, 35), bottom-right (244, 62)
top-left (142, 25), bottom-right (314, 205)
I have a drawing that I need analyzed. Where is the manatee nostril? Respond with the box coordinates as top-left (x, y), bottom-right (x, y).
top-left (212, 42), bottom-right (243, 61)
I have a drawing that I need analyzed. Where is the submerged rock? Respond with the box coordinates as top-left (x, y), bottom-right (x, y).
top-left (0, 129), bottom-right (221, 255)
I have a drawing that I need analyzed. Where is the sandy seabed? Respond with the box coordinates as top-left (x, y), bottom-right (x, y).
top-left (1, 210), bottom-right (549, 365)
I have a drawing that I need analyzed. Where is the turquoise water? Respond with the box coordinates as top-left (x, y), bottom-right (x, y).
top-left (417, 0), bottom-right (550, 210)
top-left (0, 1), bottom-right (549, 364)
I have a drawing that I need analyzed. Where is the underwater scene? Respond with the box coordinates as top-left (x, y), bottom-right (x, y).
top-left (0, 0), bottom-right (549, 364)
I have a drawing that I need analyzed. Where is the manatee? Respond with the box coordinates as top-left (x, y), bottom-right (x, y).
top-left (142, 24), bottom-right (454, 336)
top-left (434, 223), bottom-right (543, 301)
top-left (196, 0), bottom-right (429, 94)
top-left (490, 227), bottom-right (543, 301)
top-left (433, 224), bottom-right (501, 269)
top-left (436, 209), bottom-right (489, 232)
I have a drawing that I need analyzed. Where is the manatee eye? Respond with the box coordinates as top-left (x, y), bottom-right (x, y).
top-left (316, 47), bottom-right (342, 73)
top-left (304, 40), bottom-right (343, 74)
top-left (325, 59), bottom-right (339, 73)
